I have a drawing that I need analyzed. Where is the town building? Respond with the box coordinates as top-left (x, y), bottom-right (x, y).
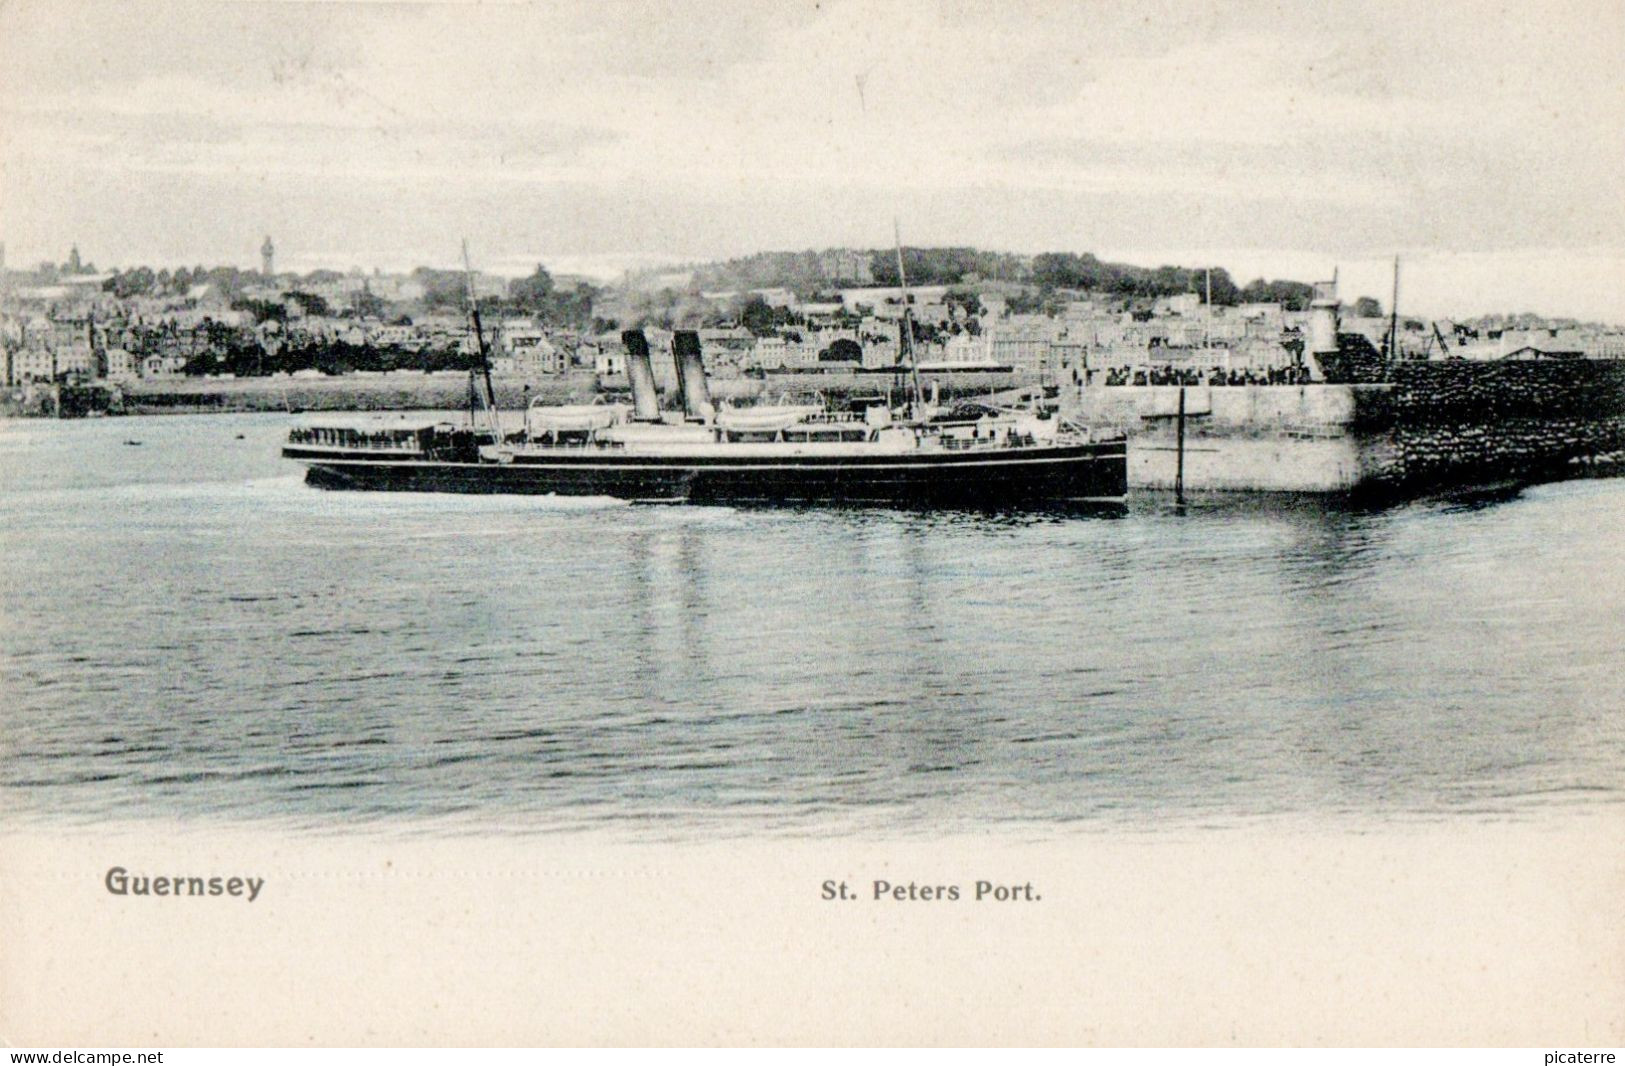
top-left (104, 348), bottom-right (139, 379)
top-left (501, 328), bottom-right (567, 374)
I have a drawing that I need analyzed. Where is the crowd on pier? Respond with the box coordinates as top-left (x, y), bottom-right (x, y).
top-left (1101, 365), bottom-right (1317, 387)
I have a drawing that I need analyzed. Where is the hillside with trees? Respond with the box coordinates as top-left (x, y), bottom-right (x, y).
top-left (680, 246), bottom-right (1327, 309)
top-left (867, 248), bottom-right (1033, 287)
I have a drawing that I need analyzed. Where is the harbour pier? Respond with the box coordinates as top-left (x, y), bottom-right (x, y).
top-left (1064, 359), bottom-right (1625, 496)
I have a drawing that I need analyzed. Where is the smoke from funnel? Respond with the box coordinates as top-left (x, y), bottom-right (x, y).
top-left (622, 330), bottom-right (662, 422)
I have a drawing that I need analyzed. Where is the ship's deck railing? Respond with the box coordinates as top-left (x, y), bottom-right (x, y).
top-left (940, 432), bottom-right (1039, 451)
top-left (781, 425), bottom-right (873, 443)
top-left (508, 438), bottom-right (629, 452)
top-left (288, 426), bottom-right (433, 450)
top-left (798, 411), bottom-right (865, 424)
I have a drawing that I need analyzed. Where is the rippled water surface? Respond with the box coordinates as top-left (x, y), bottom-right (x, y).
top-left (2, 413), bottom-right (1622, 836)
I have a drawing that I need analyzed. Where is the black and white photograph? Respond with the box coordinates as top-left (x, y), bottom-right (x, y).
top-left (1, 0), bottom-right (1621, 1049)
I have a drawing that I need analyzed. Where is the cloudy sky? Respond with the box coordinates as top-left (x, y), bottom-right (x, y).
top-left (2, 0), bottom-right (1622, 319)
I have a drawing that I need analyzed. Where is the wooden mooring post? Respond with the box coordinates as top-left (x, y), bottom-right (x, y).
top-left (1175, 386), bottom-right (1187, 506)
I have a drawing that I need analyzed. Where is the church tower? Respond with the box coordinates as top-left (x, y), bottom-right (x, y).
top-left (261, 235), bottom-right (275, 278)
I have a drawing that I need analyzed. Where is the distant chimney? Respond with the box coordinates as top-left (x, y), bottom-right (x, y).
top-left (671, 330), bottom-right (714, 423)
top-left (622, 330), bottom-right (662, 422)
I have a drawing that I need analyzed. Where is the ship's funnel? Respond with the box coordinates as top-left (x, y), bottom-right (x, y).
top-left (622, 330), bottom-right (662, 422)
top-left (671, 330), bottom-right (714, 423)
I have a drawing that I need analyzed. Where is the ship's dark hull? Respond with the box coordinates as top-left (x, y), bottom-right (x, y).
top-left (285, 440), bottom-right (1128, 506)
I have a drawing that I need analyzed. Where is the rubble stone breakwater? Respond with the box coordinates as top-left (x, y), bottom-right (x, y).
top-left (1374, 361), bottom-right (1625, 490)
top-left (1067, 359), bottom-right (1625, 495)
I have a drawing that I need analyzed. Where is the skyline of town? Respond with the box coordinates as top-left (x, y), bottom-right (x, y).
top-left (5, 236), bottom-right (1623, 332)
top-left (7, 227), bottom-right (1622, 396)
top-left (4, 1), bottom-right (1622, 324)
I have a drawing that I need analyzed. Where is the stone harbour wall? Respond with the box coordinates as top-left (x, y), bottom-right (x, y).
top-left (1390, 416), bottom-right (1625, 487)
top-left (1390, 359), bottom-right (1625, 420)
top-left (1068, 383), bottom-right (1397, 492)
top-left (1066, 360), bottom-right (1625, 494)
top-left (1367, 360), bottom-right (1625, 489)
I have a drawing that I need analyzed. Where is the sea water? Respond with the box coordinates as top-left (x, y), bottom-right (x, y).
top-left (2, 412), bottom-right (1621, 837)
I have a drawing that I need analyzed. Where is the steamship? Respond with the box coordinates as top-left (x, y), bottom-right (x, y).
top-left (285, 328), bottom-right (1126, 505)
top-left (283, 328), bottom-right (1126, 505)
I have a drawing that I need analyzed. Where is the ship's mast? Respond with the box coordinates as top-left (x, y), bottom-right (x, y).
top-left (1387, 254), bottom-right (1401, 361)
top-left (461, 239), bottom-right (502, 441)
top-left (893, 220), bottom-right (925, 419)
top-left (1204, 266), bottom-right (1212, 350)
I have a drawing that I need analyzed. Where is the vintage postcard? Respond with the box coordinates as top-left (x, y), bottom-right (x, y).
top-left (2, 0), bottom-right (1622, 1048)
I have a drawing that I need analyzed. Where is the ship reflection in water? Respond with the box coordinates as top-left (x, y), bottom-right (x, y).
top-left (1, 413), bottom-right (1622, 836)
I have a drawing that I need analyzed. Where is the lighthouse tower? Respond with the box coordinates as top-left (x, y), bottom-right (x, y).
top-left (1304, 268), bottom-right (1339, 382)
top-left (261, 235), bottom-right (275, 278)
